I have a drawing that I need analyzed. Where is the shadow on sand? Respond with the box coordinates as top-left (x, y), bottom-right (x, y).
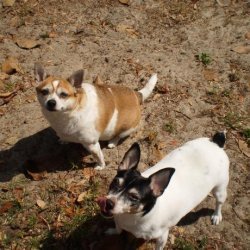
top-left (0, 127), bottom-right (88, 182)
top-left (40, 208), bottom-right (214, 250)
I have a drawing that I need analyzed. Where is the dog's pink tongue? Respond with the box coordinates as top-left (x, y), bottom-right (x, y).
top-left (97, 197), bottom-right (107, 212)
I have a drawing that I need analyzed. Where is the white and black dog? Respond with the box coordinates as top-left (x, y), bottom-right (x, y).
top-left (98, 132), bottom-right (229, 250)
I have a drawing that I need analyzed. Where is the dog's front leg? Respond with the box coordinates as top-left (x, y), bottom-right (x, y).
top-left (84, 142), bottom-right (105, 170)
top-left (105, 222), bottom-right (122, 235)
top-left (155, 230), bottom-right (169, 250)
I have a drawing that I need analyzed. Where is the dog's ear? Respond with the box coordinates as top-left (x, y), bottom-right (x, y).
top-left (149, 168), bottom-right (175, 197)
top-left (68, 69), bottom-right (84, 88)
top-left (118, 143), bottom-right (140, 171)
top-left (34, 63), bottom-right (47, 83)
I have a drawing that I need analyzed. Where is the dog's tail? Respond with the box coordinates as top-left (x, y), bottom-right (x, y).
top-left (212, 131), bottom-right (227, 148)
top-left (138, 74), bottom-right (157, 102)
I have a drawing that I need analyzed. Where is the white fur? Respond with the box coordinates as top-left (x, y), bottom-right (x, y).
top-left (139, 74), bottom-right (157, 101)
top-left (112, 137), bottom-right (229, 250)
top-left (101, 109), bottom-right (118, 141)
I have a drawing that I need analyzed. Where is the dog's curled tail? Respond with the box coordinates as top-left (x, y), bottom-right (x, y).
top-left (138, 74), bottom-right (157, 102)
top-left (212, 131), bottom-right (227, 148)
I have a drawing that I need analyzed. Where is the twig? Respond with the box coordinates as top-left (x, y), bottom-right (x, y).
top-left (174, 110), bottom-right (191, 120)
top-left (39, 215), bottom-right (51, 231)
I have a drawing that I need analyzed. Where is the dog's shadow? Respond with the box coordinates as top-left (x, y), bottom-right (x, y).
top-left (0, 127), bottom-right (91, 182)
top-left (39, 208), bottom-right (214, 250)
top-left (40, 214), bottom-right (141, 250)
top-left (178, 207), bottom-right (214, 226)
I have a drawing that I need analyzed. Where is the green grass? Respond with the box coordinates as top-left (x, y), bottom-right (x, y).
top-left (196, 53), bottom-right (212, 65)
top-left (163, 122), bottom-right (176, 133)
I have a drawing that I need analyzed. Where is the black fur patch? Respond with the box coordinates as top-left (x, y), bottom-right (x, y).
top-left (212, 132), bottom-right (226, 148)
top-left (109, 169), bottom-right (158, 216)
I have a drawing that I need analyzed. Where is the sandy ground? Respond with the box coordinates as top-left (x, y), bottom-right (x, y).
top-left (0, 0), bottom-right (249, 249)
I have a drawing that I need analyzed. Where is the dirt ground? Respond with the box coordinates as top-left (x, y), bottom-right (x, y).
top-left (0, 0), bottom-right (249, 249)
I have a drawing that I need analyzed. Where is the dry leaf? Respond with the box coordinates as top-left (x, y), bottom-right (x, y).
top-left (238, 139), bottom-right (250, 158)
top-left (232, 46), bottom-right (250, 54)
top-left (118, 0), bottom-right (130, 5)
top-left (2, 0), bottom-right (15, 7)
top-left (116, 24), bottom-right (139, 38)
top-left (77, 191), bottom-right (87, 202)
top-left (2, 56), bottom-right (21, 74)
top-left (0, 201), bottom-right (13, 214)
top-left (0, 72), bottom-right (9, 80)
top-left (64, 207), bottom-right (75, 217)
top-left (93, 75), bottom-right (104, 85)
top-left (24, 160), bottom-right (47, 181)
top-left (245, 32), bottom-right (250, 40)
top-left (36, 199), bottom-right (46, 209)
top-left (49, 32), bottom-right (58, 38)
top-left (203, 69), bottom-right (219, 81)
top-left (82, 167), bottom-right (95, 181)
top-left (14, 37), bottom-right (40, 49)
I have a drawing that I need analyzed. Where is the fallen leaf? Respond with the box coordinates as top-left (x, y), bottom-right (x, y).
top-left (14, 37), bottom-right (40, 49)
top-left (203, 69), bottom-right (219, 81)
top-left (232, 46), bottom-right (250, 54)
top-left (145, 130), bottom-right (158, 142)
top-left (64, 207), bottom-right (75, 218)
top-left (118, 0), bottom-right (130, 5)
top-left (82, 167), bottom-right (95, 181)
top-left (36, 199), bottom-right (46, 209)
top-left (2, 0), bottom-right (15, 7)
top-left (245, 32), bottom-right (250, 40)
top-left (24, 160), bottom-right (47, 181)
top-left (93, 75), bottom-right (104, 85)
top-left (0, 201), bottom-right (13, 214)
top-left (77, 191), bottom-right (87, 203)
top-left (2, 56), bottom-right (21, 74)
top-left (0, 72), bottom-right (9, 80)
top-left (49, 32), bottom-right (58, 38)
top-left (116, 24), bottom-right (139, 38)
top-left (238, 139), bottom-right (250, 158)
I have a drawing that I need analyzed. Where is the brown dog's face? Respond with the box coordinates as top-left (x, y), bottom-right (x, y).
top-left (36, 77), bottom-right (77, 112)
top-left (34, 63), bottom-right (84, 112)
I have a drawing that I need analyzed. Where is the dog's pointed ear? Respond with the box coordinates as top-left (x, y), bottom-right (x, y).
top-left (34, 63), bottom-right (47, 83)
top-left (118, 143), bottom-right (140, 171)
top-left (68, 69), bottom-right (84, 88)
top-left (149, 168), bottom-right (175, 197)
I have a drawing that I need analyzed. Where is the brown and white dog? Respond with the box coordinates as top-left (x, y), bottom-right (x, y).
top-left (34, 63), bottom-right (157, 169)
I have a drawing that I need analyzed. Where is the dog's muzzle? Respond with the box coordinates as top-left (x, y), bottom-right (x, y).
top-left (46, 99), bottom-right (56, 111)
top-left (97, 196), bottom-right (114, 218)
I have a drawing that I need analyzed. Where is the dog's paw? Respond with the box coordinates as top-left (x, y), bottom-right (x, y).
top-left (211, 213), bottom-right (222, 225)
top-left (105, 228), bottom-right (121, 235)
top-left (94, 164), bottom-right (105, 170)
top-left (107, 143), bottom-right (116, 149)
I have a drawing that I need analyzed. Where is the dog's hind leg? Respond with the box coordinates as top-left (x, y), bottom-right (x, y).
top-left (107, 136), bottom-right (120, 149)
top-left (211, 184), bottom-right (227, 225)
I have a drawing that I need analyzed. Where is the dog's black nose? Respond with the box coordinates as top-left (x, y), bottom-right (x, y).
top-left (106, 199), bottom-right (114, 210)
top-left (47, 99), bottom-right (56, 111)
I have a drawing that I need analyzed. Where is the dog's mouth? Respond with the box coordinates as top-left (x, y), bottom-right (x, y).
top-left (97, 197), bottom-right (114, 218)
top-left (46, 106), bottom-right (57, 112)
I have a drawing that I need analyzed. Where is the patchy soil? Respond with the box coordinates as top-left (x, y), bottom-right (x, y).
top-left (0, 0), bottom-right (249, 249)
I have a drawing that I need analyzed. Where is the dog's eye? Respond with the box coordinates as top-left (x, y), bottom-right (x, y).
top-left (60, 92), bottom-right (68, 98)
top-left (41, 89), bottom-right (49, 96)
top-left (128, 193), bottom-right (139, 202)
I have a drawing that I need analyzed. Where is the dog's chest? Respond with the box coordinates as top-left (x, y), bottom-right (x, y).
top-left (43, 108), bottom-right (99, 144)
top-left (115, 209), bottom-right (169, 240)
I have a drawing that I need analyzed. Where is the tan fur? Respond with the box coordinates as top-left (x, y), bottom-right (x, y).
top-left (95, 85), bottom-right (141, 136)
